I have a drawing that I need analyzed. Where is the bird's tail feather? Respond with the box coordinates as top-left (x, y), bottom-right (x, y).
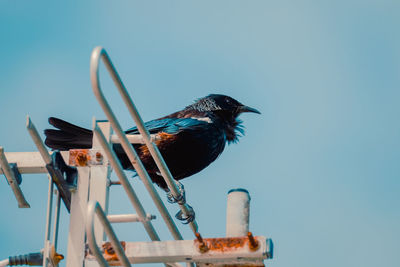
top-left (44, 117), bottom-right (93, 150)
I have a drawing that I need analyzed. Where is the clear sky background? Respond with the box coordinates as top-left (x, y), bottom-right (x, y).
top-left (1, 1), bottom-right (399, 267)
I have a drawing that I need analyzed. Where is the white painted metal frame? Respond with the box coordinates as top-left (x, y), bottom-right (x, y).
top-left (85, 236), bottom-right (272, 265)
top-left (66, 120), bottom-right (113, 267)
top-left (90, 46), bottom-right (198, 235)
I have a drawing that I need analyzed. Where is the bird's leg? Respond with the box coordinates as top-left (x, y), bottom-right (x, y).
top-left (175, 204), bottom-right (195, 224)
top-left (165, 181), bottom-right (186, 205)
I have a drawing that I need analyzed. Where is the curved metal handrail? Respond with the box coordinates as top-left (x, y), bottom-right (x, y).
top-left (90, 46), bottom-right (198, 235)
top-left (86, 201), bottom-right (131, 267)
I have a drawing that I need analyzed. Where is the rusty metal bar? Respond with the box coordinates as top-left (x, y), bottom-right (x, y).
top-left (90, 46), bottom-right (197, 236)
top-left (86, 201), bottom-right (131, 267)
top-left (85, 236), bottom-right (272, 264)
top-left (0, 147), bottom-right (30, 208)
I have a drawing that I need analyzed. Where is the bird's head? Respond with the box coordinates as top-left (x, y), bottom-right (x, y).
top-left (189, 94), bottom-right (260, 142)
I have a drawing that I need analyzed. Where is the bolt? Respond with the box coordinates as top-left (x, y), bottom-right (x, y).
top-left (76, 152), bottom-right (88, 166)
top-left (195, 232), bottom-right (209, 253)
top-left (96, 152), bottom-right (103, 163)
top-left (247, 232), bottom-right (259, 251)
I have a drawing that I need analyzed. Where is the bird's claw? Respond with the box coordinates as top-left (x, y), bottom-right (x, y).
top-left (166, 182), bottom-right (186, 205)
top-left (175, 204), bottom-right (195, 224)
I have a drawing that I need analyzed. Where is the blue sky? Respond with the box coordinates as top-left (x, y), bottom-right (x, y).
top-left (0, 1), bottom-right (399, 267)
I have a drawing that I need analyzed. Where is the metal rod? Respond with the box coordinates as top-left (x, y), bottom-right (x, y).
top-left (44, 175), bottom-right (54, 243)
top-left (86, 201), bottom-right (131, 267)
top-left (90, 46), bottom-right (198, 234)
top-left (94, 126), bottom-right (162, 241)
top-left (52, 190), bottom-right (61, 250)
top-left (43, 175), bottom-right (54, 267)
top-left (26, 116), bottom-right (52, 165)
top-left (110, 134), bottom-right (160, 144)
top-left (0, 147), bottom-right (30, 208)
top-left (107, 213), bottom-right (156, 223)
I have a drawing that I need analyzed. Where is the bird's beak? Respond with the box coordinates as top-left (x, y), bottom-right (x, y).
top-left (239, 105), bottom-right (261, 114)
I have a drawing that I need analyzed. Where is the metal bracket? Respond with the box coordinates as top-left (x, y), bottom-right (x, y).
top-left (0, 147), bottom-right (30, 208)
top-left (10, 163), bottom-right (22, 185)
top-left (45, 151), bottom-right (77, 212)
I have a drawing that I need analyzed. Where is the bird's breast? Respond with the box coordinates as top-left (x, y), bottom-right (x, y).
top-left (137, 124), bottom-right (226, 180)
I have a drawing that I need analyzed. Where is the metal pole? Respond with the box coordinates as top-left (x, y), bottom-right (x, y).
top-left (43, 175), bottom-right (54, 267)
top-left (226, 188), bottom-right (250, 237)
top-left (52, 190), bottom-right (61, 250)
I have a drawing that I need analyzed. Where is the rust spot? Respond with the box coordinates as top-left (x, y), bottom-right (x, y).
top-left (96, 152), bottom-right (103, 163)
top-left (247, 232), bottom-right (259, 251)
top-left (194, 235), bottom-right (261, 253)
top-left (195, 232), bottom-right (209, 253)
top-left (49, 244), bottom-right (64, 266)
top-left (140, 132), bottom-right (177, 157)
top-left (76, 152), bottom-right (88, 166)
top-left (102, 241), bottom-right (126, 261)
top-left (69, 149), bottom-right (91, 166)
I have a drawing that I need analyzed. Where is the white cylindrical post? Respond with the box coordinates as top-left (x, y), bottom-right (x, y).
top-left (226, 188), bottom-right (251, 237)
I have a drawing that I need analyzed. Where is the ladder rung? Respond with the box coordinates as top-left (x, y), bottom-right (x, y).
top-left (107, 213), bottom-right (156, 223)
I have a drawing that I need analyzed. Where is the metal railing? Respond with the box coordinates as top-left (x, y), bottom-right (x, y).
top-left (90, 46), bottom-right (198, 235)
top-left (86, 201), bottom-right (131, 267)
top-left (93, 125), bottom-right (162, 241)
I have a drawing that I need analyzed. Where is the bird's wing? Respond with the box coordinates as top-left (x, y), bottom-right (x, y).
top-left (125, 117), bottom-right (211, 135)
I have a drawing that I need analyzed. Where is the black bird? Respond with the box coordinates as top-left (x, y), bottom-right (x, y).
top-left (44, 94), bottom-right (260, 220)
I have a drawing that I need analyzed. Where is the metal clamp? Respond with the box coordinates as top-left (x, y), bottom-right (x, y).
top-left (45, 151), bottom-right (77, 212)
